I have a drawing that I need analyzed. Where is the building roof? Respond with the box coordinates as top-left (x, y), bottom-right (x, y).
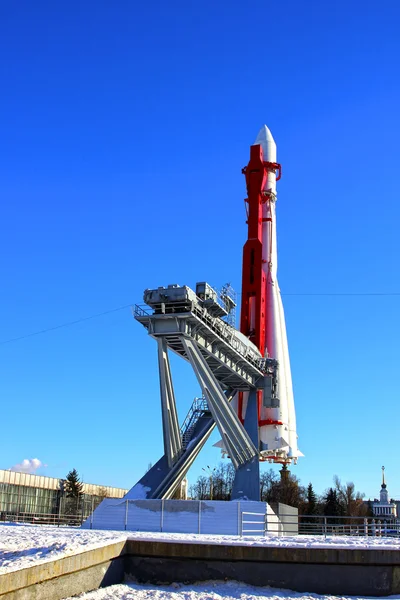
top-left (0, 469), bottom-right (127, 498)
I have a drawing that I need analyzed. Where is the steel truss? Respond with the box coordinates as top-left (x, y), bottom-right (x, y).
top-left (124, 305), bottom-right (265, 502)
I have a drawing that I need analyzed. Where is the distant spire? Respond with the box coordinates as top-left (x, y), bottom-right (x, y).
top-left (382, 465), bottom-right (386, 489)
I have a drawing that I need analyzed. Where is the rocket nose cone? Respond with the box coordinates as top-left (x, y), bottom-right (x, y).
top-left (254, 125), bottom-right (277, 162)
top-left (255, 125), bottom-right (274, 145)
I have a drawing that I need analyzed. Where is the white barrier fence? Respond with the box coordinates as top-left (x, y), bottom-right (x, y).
top-left (84, 498), bottom-right (269, 535)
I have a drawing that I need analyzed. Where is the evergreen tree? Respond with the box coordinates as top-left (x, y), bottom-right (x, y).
top-left (300, 482), bottom-right (319, 529)
top-left (306, 483), bottom-right (318, 515)
top-left (365, 499), bottom-right (374, 518)
top-left (65, 469), bottom-right (84, 498)
top-left (324, 487), bottom-right (343, 521)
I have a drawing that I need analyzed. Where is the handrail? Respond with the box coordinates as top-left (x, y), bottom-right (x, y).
top-left (180, 397), bottom-right (209, 448)
top-left (239, 510), bottom-right (400, 538)
top-left (134, 299), bottom-right (266, 374)
top-left (241, 510), bottom-right (266, 536)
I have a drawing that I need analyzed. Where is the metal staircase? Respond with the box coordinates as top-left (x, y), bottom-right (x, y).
top-left (180, 397), bottom-right (209, 449)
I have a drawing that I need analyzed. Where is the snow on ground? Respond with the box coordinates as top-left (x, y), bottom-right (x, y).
top-left (1, 522), bottom-right (400, 576)
top-left (128, 531), bottom-right (400, 551)
top-left (63, 580), bottom-right (400, 600)
top-left (0, 523), bottom-right (128, 574)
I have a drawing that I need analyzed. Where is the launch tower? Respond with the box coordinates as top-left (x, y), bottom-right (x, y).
top-left (126, 126), bottom-right (300, 502)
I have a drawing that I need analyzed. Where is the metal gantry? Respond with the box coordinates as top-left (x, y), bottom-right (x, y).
top-left (124, 283), bottom-right (270, 502)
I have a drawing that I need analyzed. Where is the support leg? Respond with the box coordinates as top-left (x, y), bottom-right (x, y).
top-left (182, 338), bottom-right (257, 469)
top-left (231, 389), bottom-right (260, 501)
top-left (124, 412), bottom-right (215, 500)
top-left (157, 338), bottom-right (182, 466)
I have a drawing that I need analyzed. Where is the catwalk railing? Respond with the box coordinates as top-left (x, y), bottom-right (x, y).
top-left (180, 396), bottom-right (209, 449)
top-left (133, 303), bottom-right (266, 374)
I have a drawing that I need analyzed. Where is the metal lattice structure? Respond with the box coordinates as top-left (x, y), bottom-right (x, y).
top-left (120, 283), bottom-right (266, 501)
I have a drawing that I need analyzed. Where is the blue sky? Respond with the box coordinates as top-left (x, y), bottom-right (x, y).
top-left (1, 0), bottom-right (399, 501)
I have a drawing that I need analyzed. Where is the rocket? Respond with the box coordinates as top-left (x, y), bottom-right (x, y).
top-left (237, 125), bottom-right (301, 464)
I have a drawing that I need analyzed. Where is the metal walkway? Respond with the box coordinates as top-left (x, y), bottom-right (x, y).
top-left (134, 302), bottom-right (265, 390)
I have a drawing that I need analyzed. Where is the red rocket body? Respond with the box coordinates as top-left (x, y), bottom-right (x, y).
top-left (237, 126), bottom-right (300, 463)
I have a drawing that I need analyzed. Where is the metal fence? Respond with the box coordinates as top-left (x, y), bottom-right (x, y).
top-left (1, 494), bottom-right (399, 537)
top-left (265, 513), bottom-right (400, 538)
top-left (87, 498), bottom-right (269, 535)
top-left (0, 511), bottom-right (84, 527)
top-left (240, 511), bottom-right (266, 535)
top-left (238, 512), bottom-right (400, 538)
top-left (0, 496), bottom-right (102, 527)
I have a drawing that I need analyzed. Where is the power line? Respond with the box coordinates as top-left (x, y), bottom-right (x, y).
top-left (1, 292), bottom-right (399, 346)
top-left (0, 303), bottom-right (132, 346)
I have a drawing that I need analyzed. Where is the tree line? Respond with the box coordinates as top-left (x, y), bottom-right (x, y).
top-left (61, 465), bottom-right (373, 519)
top-left (189, 463), bottom-right (372, 517)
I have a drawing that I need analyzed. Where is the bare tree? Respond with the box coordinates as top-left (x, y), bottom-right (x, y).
top-left (334, 476), bottom-right (366, 517)
top-left (266, 468), bottom-right (306, 509)
top-left (189, 463), bottom-right (236, 500)
top-left (212, 463), bottom-right (235, 500)
top-left (92, 486), bottom-right (109, 510)
top-left (189, 475), bottom-right (209, 500)
top-left (260, 468), bottom-right (279, 502)
top-left (97, 486), bottom-right (108, 499)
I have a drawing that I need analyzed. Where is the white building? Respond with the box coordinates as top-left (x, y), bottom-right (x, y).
top-left (0, 468), bottom-right (127, 521)
top-left (372, 467), bottom-right (397, 520)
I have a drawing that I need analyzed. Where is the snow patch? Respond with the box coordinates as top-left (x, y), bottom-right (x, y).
top-left (124, 483), bottom-right (151, 500)
top-left (0, 524), bottom-right (127, 575)
top-left (61, 579), bottom-right (400, 599)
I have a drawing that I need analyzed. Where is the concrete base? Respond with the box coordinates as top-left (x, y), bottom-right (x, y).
top-left (2, 538), bottom-right (400, 598)
top-left (269, 503), bottom-right (299, 535)
top-left (124, 540), bottom-right (400, 597)
top-left (126, 556), bottom-right (399, 596)
top-left (0, 541), bottom-right (126, 600)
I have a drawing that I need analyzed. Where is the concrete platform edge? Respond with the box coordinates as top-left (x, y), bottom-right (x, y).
top-left (1, 539), bottom-right (400, 598)
top-left (0, 540), bottom-right (127, 599)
